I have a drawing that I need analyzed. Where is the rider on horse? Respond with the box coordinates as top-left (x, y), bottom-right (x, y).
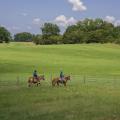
top-left (60, 71), bottom-right (64, 82)
top-left (33, 70), bottom-right (38, 82)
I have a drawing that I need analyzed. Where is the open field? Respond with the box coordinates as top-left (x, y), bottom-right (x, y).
top-left (0, 43), bottom-right (120, 120)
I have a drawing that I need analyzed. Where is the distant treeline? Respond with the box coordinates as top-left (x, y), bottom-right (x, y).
top-left (0, 18), bottom-right (120, 44)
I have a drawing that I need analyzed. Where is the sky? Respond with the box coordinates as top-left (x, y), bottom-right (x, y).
top-left (0, 0), bottom-right (120, 34)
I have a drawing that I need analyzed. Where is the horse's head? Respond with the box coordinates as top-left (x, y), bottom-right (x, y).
top-left (65, 76), bottom-right (70, 81)
top-left (40, 75), bottom-right (45, 80)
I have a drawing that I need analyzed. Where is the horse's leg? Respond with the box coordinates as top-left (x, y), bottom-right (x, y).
top-left (52, 83), bottom-right (55, 87)
top-left (52, 82), bottom-right (54, 87)
top-left (37, 82), bottom-right (40, 86)
top-left (28, 83), bottom-right (31, 87)
top-left (35, 82), bottom-right (38, 87)
top-left (52, 81), bottom-right (55, 87)
top-left (35, 81), bottom-right (38, 87)
top-left (28, 80), bottom-right (32, 87)
top-left (29, 82), bottom-right (32, 87)
top-left (57, 81), bottom-right (59, 86)
top-left (64, 82), bottom-right (66, 87)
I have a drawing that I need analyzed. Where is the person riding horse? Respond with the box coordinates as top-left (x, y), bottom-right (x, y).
top-left (33, 70), bottom-right (38, 82)
top-left (60, 71), bottom-right (64, 82)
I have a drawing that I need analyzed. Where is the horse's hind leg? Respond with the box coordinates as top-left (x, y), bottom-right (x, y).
top-left (52, 81), bottom-right (55, 87)
top-left (57, 81), bottom-right (59, 86)
top-left (28, 83), bottom-right (31, 87)
top-left (36, 82), bottom-right (39, 87)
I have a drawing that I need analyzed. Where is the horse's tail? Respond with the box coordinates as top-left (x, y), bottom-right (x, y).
top-left (28, 77), bottom-right (32, 87)
top-left (52, 79), bottom-right (55, 86)
top-left (28, 77), bottom-right (32, 83)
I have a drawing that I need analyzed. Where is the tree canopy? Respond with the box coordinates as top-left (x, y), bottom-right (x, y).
top-left (14, 32), bottom-right (33, 42)
top-left (41, 23), bottom-right (60, 39)
top-left (63, 18), bottom-right (120, 44)
top-left (32, 23), bottom-right (61, 45)
top-left (1, 18), bottom-right (120, 45)
top-left (0, 26), bottom-right (12, 43)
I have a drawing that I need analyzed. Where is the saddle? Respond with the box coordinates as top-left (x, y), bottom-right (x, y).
top-left (33, 77), bottom-right (38, 82)
top-left (59, 78), bottom-right (65, 83)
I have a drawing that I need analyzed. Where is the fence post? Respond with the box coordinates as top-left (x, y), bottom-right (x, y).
top-left (83, 75), bottom-right (86, 84)
top-left (50, 74), bottom-right (52, 84)
top-left (16, 76), bottom-right (20, 86)
top-left (113, 75), bottom-right (116, 87)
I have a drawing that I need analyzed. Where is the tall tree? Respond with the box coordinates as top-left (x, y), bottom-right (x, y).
top-left (0, 26), bottom-right (12, 43)
top-left (41, 23), bottom-right (60, 39)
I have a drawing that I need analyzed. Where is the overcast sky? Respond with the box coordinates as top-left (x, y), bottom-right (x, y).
top-left (0, 0), bottom-right (120, 34)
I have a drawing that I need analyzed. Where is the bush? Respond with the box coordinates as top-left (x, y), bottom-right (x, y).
top-left (14, 32), bottom-right (33, 42)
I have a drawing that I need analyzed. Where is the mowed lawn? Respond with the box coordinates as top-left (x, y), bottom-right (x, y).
top-left (0, 43), bottom-right (120, 120)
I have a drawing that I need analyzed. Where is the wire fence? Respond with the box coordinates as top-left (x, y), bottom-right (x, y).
top-left (0, 74), bottom-right (120, 87)
top-left (72, 75), bottom-right (120, 87)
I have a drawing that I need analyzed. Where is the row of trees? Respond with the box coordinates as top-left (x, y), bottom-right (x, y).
top-left (0, 18), bottom-right (120, 44)
top-left (33, 19), bottom-right (120, 45)
top-left (63, 19), bottom-right (120, 44)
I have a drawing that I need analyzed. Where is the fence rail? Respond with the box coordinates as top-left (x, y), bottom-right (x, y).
top-left (0, 75), bottom-right (120, 87)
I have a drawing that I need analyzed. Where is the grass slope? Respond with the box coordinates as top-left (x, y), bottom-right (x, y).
top-left (0, 43), bottom-right (120, 120)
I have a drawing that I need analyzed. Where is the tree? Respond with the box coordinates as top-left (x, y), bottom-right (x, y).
top-left (49, 35), bottom-right (63, 44)
top-left (41, 23), bottom-right (60, 40)
top-left (0, 26), bottom-right (12, 43)
top-left (63, 30), bottom-right (85, 44)
top-left (63, 18), bottom-right (118, 44)
top-left (14, 32), bottom-right (33, 42)
top-left (86, 30), bottom-right (104, 43)
top-left (33, 18), bottom-right (120, 45)
top-left (32, 34), bottom-right (43, 45)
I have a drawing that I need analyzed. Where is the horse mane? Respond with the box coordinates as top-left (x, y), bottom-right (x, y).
top-left (65, 75), bottom-right (70, 78)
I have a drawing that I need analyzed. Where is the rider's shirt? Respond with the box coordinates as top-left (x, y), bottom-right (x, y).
top-left (33, 71), bottom-right (37, 77)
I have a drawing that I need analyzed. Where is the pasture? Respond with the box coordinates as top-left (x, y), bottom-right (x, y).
top-left (0, 43), bottom-right (120, 120)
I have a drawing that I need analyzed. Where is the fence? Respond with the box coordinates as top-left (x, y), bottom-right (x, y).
top-left (0, 74), bottom-right (120, 88)
top-left (72, 75), bottom-right (120, 86)
top-left (0, 76), bottom-right (26, 87)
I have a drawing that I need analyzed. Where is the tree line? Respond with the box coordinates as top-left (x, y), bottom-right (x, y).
top-left (0, 18), bottom-right (120, 44)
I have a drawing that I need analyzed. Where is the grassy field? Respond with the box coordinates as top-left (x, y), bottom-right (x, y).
top-left (0, 43), bottom-right (120, 120)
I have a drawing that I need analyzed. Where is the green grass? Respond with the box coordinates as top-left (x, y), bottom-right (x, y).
top-left (0, 42), bottom-right (120, 120)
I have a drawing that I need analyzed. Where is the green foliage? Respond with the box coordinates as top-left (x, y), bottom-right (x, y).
top-left (41, 23), bottom-right (60, 40)
top-left (63, 18), bottom-right (120, 44)
top-left (63, 24), bottom-right (86, 44)
top-left (14, 32), bottom-right (33, 42)
top-left (0, 26), bottom-right (12, 43)
top-left (49, 35), bottom-right (63, 44)
top-left (1, 18), bottom-right (120, 45)
top-left (32, 34), bottom-right (43, 45)
top-left (33, 34), bottom-right (63, 45)
top-left (33, 23), bottom-right (61, 45)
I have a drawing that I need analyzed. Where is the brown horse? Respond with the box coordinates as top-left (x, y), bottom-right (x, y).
top-left (28, 75), bottom-right (45, 87)
top-left (52, 76), bottom-right (70, 87)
